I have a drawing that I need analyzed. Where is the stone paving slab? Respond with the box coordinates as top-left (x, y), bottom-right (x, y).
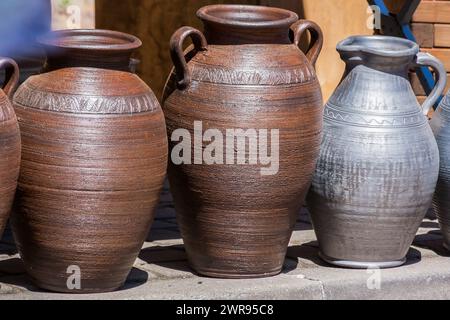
top-left (0, 189), bottom-right (449, 300)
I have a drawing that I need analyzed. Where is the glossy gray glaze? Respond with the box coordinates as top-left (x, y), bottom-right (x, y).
top-left (307, 35), bottom-right (445, 269)
top-left (431, 93), bottom-right (450, 251)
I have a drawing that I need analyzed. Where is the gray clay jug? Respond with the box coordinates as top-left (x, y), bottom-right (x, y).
top-left (307, 35), bottom-right (446, 269)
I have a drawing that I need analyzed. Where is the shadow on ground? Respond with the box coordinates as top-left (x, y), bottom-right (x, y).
top-left (0, 255), bottom-right (149, 294)
top-left (0, 223), bottom-right (17, 256)
top-left (286, 241), bottom-right (423, 269)
top-left (414, 229), bottom-right (450, 258)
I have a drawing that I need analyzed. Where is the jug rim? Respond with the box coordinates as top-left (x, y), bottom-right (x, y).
top-left (37, 29), bottom-right (142, 52)
top-left (337, 35), bottom-right (419, 58)
top-left (197, 4), bottom-right (298, 29)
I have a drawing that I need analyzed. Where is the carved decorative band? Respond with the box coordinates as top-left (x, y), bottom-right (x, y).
top-left (190, 64), bottom-right (316, 86)
top-left (324, 104), bottom-right (426, 128)
top-left (13, 84), bottom-right (159, 114)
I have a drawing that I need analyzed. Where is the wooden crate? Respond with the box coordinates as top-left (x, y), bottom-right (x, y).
top-left (414, 0), bottom-right (450, 24)
top-left (411, 0), bottom-right (450, 99)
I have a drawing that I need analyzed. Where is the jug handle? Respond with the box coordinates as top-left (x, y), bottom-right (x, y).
top-left (0, 57), bottom-right (19, 100)
top-left (413, 52), bottom-right (447, 116)
top-left (290, 20), bottom-right (323, 68)
top-left (170, 26), bottom-right (208, 90)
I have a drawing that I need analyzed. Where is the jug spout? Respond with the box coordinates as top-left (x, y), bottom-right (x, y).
top-left (337, 35), bottom-right (419, 75)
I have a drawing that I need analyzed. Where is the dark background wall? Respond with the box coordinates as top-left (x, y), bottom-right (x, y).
top-left (95, 0), bottom-right (302, 99)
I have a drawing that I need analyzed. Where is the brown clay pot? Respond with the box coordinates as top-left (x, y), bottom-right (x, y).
top-left (0, 58), bottom-right (21, 238)
top-left (11, 30), bottom-right (168, 293)
top-left (163, 5), bottom-right (324, 278)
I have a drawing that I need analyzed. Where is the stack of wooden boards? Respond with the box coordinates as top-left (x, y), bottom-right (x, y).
top-left (409, 0), bottom-right (450, 103)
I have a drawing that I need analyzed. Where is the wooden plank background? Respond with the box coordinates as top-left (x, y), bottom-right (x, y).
top-left (300, 0), bottom-right (373, 100)
top-left (52, 0), bottom-right (95, 29)
top-left (411, 0), bottom-right (450, 101)
top-left (381, 0), bottom-right (450, 103)
top-left (95, 0), bottom-right (373, 100)
top-left (54, 1), bottom-right (448, 103)
top-left (96, 0), bottom-right (259, 99)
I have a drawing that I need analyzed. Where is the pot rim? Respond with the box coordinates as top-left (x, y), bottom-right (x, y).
top-left (37, 29), bottom-right (142, 52)
top-left (337, 35), bottom-right (419, 58)
top-left (197, 4), bottom-right (298, 29)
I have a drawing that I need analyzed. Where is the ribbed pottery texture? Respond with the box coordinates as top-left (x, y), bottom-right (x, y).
top-left (431, 93), bottom-right (450, 251)
top-left (10, 30), bottom-right (168, 293)
top-left (0, 58), bottom-right (21, 238)
top-left (163, 5), bottom-right (324, 278)
top-left (307, 36), bottom-right (444, 269)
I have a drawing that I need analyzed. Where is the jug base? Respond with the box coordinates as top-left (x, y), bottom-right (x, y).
top-left (319, 252), bottom-right (407, 269)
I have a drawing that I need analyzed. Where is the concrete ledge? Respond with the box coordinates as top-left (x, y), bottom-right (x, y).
top-left (0, 189), bottom-right (448, 300)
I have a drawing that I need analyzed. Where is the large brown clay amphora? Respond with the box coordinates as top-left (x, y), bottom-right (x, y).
top-left (163, 5), bottom-right (324, 278)
top-left (11, 30), bottom-right (168, 293)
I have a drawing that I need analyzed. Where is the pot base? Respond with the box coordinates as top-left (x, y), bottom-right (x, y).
top-left (31, 280), bottom-right (124, 294)
top-left (195, 269), bottom-right (282, 279)
top-left (443, 242), bottom-right (450, 252)
top-left (319, 252), bottom-right (407, 269)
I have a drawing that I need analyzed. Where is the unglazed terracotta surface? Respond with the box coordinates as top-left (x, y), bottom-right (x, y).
top-left (163, 5), bottom-right (324, 278)
top-left (11, 30), bottom-right (168, 293)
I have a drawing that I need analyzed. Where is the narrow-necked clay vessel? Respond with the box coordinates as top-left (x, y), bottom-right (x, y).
top-left (307, 36), bottom-right (446, 268)
top-left (163, 5), bottom-right (324, 278)
top-left (11, 29), bottom-right (168, 293)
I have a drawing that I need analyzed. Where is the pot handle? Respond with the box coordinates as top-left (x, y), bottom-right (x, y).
top-left (413, 52), bottom-right (447, 116)
top-left (290, 20), bottom-right (323, 68)
top-left (0, 57), bottom-right (19, 100)
top-left (170, 26), bottom-right (208, 90)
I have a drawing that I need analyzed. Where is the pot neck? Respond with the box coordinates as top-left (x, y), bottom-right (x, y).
top-left (39, 29), bottom-right (142, 72)
top-left (197, 5), bottom-right (298, 45)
